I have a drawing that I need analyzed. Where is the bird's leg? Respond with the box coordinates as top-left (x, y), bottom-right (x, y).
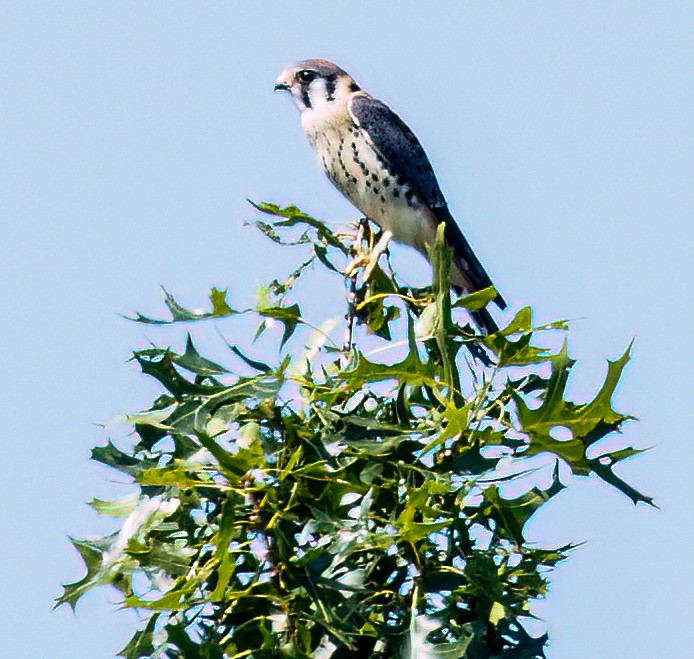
top-left (360, 216), bottom-right (372, 249)
top-left (344, 220), bottom-right (391, 281)
top-left (344, 218), bottom-right (369, 277)
top-left (363, 229), bottom-right (392, 282)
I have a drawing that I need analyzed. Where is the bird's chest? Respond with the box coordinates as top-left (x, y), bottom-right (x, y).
top-left (307, 124), bottom-right (428, 247)
top-left (312, 126), bottom-right (385, 213)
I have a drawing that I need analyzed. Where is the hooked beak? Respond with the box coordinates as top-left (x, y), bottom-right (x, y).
top-left (274, 82), bottom-right (290, 92)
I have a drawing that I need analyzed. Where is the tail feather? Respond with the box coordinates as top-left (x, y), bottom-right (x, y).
top-left (471, 306), bottom-right (499, 335)
top-left (432, 205), bottom-right (506, 311)
top-left (428, 205), bottom-right (505, 335)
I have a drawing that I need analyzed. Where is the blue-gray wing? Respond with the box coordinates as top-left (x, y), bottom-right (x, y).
top-left (348, 93), bottom-right (446, 208)
top-left (348, 94), bottom-right (506, 319)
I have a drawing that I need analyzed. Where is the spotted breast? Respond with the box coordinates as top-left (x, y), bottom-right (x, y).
top-left (306, 108), bottom-right (437, 255)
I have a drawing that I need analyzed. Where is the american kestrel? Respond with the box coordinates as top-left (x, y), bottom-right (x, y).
top-left (274, 59), bottom-right (506, 333)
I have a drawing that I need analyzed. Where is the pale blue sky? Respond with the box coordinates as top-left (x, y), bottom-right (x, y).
top-left (2, 3), bottom-right (692, 657)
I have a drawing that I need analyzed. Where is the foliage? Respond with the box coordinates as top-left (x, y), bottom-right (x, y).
top-left (57, 202), bottom-right (650, 658)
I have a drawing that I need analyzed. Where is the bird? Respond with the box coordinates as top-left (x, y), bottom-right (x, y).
top-left (274, 59), bottom-right (506, 334)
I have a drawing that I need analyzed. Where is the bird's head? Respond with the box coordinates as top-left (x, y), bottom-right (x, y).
top-left (274, 59), bottom-right (360, 114)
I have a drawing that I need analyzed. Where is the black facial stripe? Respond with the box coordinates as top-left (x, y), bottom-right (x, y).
top-left (300, 82), bottom-right (311, 109)
top-left (325, 74), bottom-right (337, 102)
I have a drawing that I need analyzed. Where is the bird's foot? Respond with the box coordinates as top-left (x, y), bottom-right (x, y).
top-left (362, 229), bottom-right (392, 281)
top-left (345, 215), bottom-right (392, 279)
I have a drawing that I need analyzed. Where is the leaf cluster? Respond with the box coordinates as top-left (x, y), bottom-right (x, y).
top-left (58, 203), bottom-right (649, 658)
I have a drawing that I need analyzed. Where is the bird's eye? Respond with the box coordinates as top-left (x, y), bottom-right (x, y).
top-left (296, 70), bottom-right (317, 84)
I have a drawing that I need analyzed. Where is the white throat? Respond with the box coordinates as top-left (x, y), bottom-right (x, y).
top-left (298, 78), bottom-right (352, 137)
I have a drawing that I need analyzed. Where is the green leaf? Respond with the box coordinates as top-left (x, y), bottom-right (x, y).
top-left (341, 348), bottom-right (436, 389)
top-left (91, 441), bottom-right (142, 476)
top-left (314, 242), bottom-right (340, 272)
top-left (194, 422), bottom-right (266, 482)
top-left (137, 466), bottom-right (203, 488)
top-left (482, 307), bottom-right (556, 366)
top-left (228, 344), bottom-right (272, 373)
top-left (118, 613), bottom-right (159, 659)
top-left (131, 287), bottom-right (238, 324)
top-left (210, 287), bottom-right (236, 315)
top-left (134, 348), bottom-right (225, 398)
top-left (588, 455), bottom-right (655, 506)
top-left (211, 496), bottom-right (238, 601)
top-left (254, 219), bottom-right (295, 245)
top-left (258, 303), bottom-right (302, 349)
top-left (124, 586), bottom-right (197, 612)
top-left (56, 531), bottom-right (141, 613)
top-left (88, 492), bottom-right (140, 518)
top-left (341, 315), bottom-right (436, 390)
top-left (174, 334), bottom-right (228, 375)
top-left (422, 401), bottom-right (471, 454)
top-left (396, 479), bottom-right (454, 543)
top-left (55, 537), bottom-right (109, 610)
top-left (429, 223), bottom-right (462, 402)
top-left (481, 465), bottom-right (565, 545)
top-left (356, 264), bottom-right (400, 340)
top-left (513, 341), bottom-right (643, 502)
top-left (502, 306), bottom-right (534, 335)
top-left (453, 286), bottom-right (499, 312)
top-left (249, 200), bottom-right (348, 253)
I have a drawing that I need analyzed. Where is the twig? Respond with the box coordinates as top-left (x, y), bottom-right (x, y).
top-left (342, 218), bottom-right (370, 354)
top-left (243, 474), bottom-right (298, 648)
